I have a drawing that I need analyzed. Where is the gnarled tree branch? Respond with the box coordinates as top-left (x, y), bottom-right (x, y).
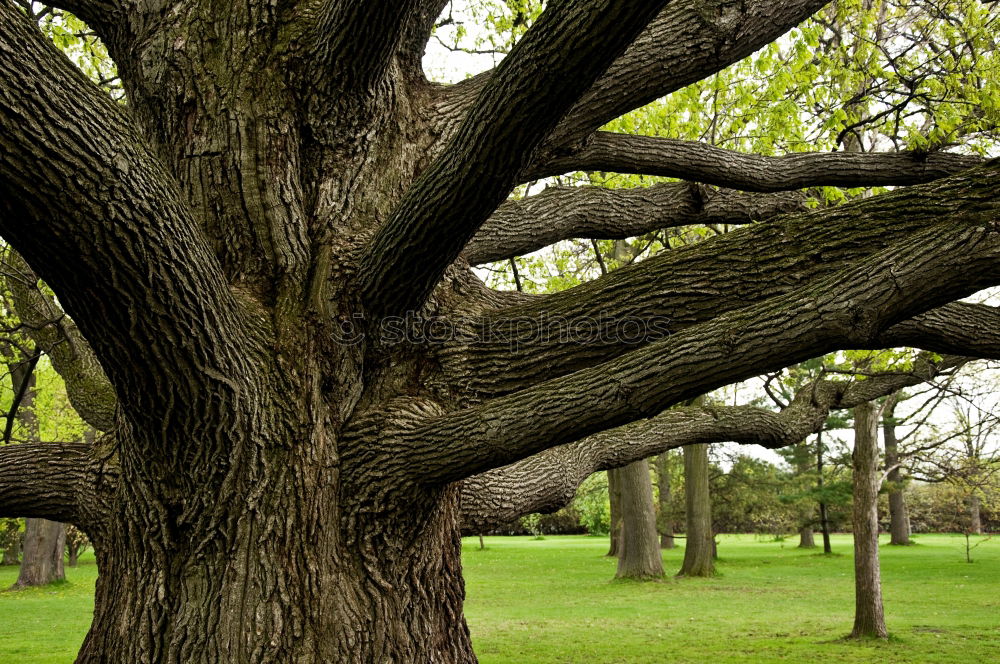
top-left (359, 0), bottom-right (670, 319)
top-left (0, 5), bottom-right (265, 445)
top-left (442, 162), bottom-right (1000, 396)
top-left (0, 442), bottom-right (110, 530)
top-left (526, 132), bottom-right (983, 189)
top-left (460, 353), bottom-right (963, 531)
top-left (466, 183), bottom-right (806, 265)
top-left (384, 188), bottom-right (1000, 484)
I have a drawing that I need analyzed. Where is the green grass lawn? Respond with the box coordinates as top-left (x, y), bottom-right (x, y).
top-left (0, 534), bottom-right (997, 662)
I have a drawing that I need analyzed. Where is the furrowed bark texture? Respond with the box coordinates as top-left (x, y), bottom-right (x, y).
top-left (1, 0), bottom-right (999, 661)
top-left (850, 401), bottom-right (888, 639)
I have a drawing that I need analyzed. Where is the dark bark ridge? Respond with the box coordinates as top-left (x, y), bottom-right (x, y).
top-left (0, 0), bottom-right (998, 661)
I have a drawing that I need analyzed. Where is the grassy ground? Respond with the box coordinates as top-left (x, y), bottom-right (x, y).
top-left (464, 534), bottom-right (1000, 663)
top-left (0, 534), bottom-right (996, 662)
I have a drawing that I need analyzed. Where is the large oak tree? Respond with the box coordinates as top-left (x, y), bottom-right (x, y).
top-left (1, 0), bottom-right (1000, 661)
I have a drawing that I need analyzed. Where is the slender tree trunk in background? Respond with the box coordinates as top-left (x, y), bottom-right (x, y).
top-left (883, 398), bottom-right (911, 545)
top-left (615, 459), bottom-right (664, 579)
top-left (678, 443), bottom-right (714, 577)
top-left (799, 526), bottom-right (815, 548)
top-left (850, 401), bottom-right (888, 639)
top-left (817, 430), bottom-right (833, 554)
top-left (9, 355), bottom-right (66, 588)
top-left (969, 495), bottom-right (983, 535)
top-left (607, 467), bottom-right (623, 557)
top-left (1, 521), bottom-right (21, 565)
top-left (655, 453), bottom-right (675, 549)
top-left (12, 518), bottom-right (65, 589)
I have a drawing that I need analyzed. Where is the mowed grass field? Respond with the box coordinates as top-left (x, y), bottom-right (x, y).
top-left (0, 534), bottom-right (997, 662)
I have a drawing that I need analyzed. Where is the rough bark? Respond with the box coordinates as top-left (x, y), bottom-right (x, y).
top-left (799, 526), bottom-right (816, 549)
top-left (655, 453), bottom-right (675, 549)
top-left (614, 459), bottom-right (664, 579)
top-left (850, 401), bottom-right (888, 639)
top-left (466, 184), bottom-right (806, 265)
top-left (883, 398), bottom-right (911, 546)
top-left (678, 443), bottom-right (714, 577)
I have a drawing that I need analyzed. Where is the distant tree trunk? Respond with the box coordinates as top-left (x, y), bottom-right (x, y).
top-left (969, 495), bottom-right (983, 535)
top-left (798, 526), bottom-right (815, 548)
top-left (1, 520), bottom-right (21, 565)
top-left (817, 430), bottom-right (833, 554)
top-left (615, 459), bottom-right (664, 579)
top-left (607, 468), bottom-right (622, 557)
top-left (883, 398), bottom-right (911, 545)
top-left (678, 443), bottom-right (714, 577)
top-left (9, 353), bottom-right (66, 588)
top-left (12, 518), bottom-right (65, 588)
top-left (850, 401), bottom-right (888, 639)
top-left (654, 453), bottom-right (675, 549)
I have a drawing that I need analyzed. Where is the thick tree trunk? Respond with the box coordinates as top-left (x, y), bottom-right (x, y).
top-left (678, 443), bottom-right (714, 577)
top-left (76, 464), bottom-right (475, 664)
top-left (969, 495), bottom-right (983, 535)
top-left (12, 518), bottom-right (65, 589)
top-left (654, 453), bottom-right (675, 549)
top-left (850, 401), bottom-right (888, 639)
top-left (883, 398), bottom-right (911, 545)
top-left (607, 467), bottom-right (623, 557)
top-left (798, 526), bottom-right (816, 548)
top-left (615, 459), bottom-right (664, 579)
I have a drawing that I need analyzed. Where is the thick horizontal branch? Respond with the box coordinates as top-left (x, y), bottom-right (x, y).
top-left (877, 302), bottom-right (1000, 360)
top-left (0, 7), bottom-right (267, 449)
top-left (358, 0), bottom-right (669, 319)
top-left (4, 251), bottom-right (116, 430)
top-left (0, 442), bottom-right (107, 528)
top-left (394, 190), bottom-right (1000, 484)
top-left (441, 161), bottom-right (1000, 396)
top-left (460, 354), bottom-right (961, 531)
top-left (527, 133), bottom-right (983, 190)
top-left (466, 183), bottom-right (806, 264)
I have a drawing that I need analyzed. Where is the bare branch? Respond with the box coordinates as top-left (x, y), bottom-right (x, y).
top-left (465, 183), bottom-right (806, 265)
top-left (527, 133), bottom-right (983, 190)
top-left (358, 0), bottom-right (670, 319)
